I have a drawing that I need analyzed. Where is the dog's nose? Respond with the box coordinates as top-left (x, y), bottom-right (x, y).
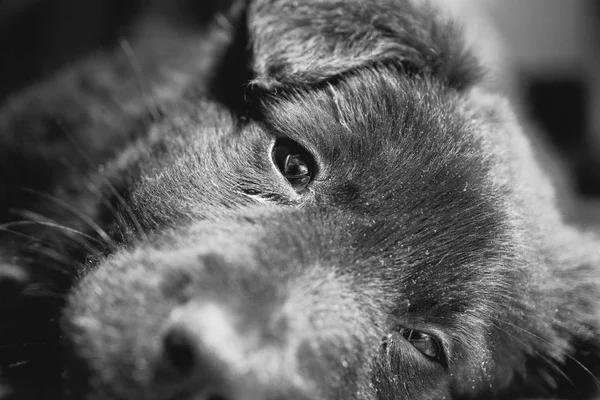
top-left (162, 326), bottom-right (202, 377)
top-left (157, 302), bottom-right (267, 400)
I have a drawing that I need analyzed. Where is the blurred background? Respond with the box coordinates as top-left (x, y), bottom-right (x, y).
top-left (488, 0), bottom-right (600, 199)
top-left (0, 0), bottom-right (599, 198)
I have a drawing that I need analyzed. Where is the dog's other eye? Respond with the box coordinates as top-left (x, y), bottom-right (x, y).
top-left (400, 328), bottom-right (442, 360)
top-left (272, 138), bottom-right (315, 191)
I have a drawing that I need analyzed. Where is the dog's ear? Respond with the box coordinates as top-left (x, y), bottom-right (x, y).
top-left (247, 0), bottom-right (482, 91)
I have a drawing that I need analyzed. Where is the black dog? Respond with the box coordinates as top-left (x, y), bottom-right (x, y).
top-left (1, 0), bottom-right (599, 399)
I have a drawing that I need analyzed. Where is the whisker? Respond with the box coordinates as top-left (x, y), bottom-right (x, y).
top-left (490, 319), bottom-right (574, 388)
top-left (119, 38), bottom-right (162, 122)
top-left (6, 361), bottom-right (31, 369)
top-left (59, 127), bottom-right (149, 243)
top-left (58, 157), bottom-right (128, 241)
top-left (96, 172), bottom-right (148, 243)
top-left (0, 220), bottom-right (103, 252)
top-left (20, 288), bottom-right (67, 300)
top-left (16, 188), bottom-right (115, 248)
top-left (0, 228), bottom-right (78, 276)
top-left (9, 254), bottom-right (73, 277)
top-left (491, 316), bottom-right (600, 387)
top-left (0, 227), bottom-right (40, 243)
top-left (80, 177), bottom-right (122, 219)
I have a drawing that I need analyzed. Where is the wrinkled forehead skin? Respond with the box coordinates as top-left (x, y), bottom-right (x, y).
top-left (63, 69), bottom-right (523, 400)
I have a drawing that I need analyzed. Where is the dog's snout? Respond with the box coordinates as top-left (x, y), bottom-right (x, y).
top-left (158, 303), bottom-right (242, 399)
top-left (154, 295), bottom-right (329, 400)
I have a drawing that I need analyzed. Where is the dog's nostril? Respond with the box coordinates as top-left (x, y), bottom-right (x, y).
top-left (163, 328), bottom-right (196, 374)
top-left (205, 395), bottom-right (228, 400)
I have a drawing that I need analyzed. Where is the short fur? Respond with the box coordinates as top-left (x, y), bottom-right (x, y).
top-left (0, 0), bottom-right (599, 399)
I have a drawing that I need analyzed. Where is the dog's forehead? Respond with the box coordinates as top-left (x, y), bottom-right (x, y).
top-left (265, 71), bottom-right (484, 202)
top-left (266, 71), bottom-right (471, 157)
top-left (259, 70), bottom-right (512, 319)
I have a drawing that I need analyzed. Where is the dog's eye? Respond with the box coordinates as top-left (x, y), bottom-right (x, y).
top-left (272, 138), bottom-right (315, 191)
top-left (400, 328), bottom-right (441, 359)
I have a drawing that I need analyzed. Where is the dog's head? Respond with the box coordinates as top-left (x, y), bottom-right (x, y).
top-left (61, 1), bottom-right (600, 399)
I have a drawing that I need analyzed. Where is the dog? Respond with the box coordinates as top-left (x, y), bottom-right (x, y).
top-left (1, 0), bottom-right (599, 399)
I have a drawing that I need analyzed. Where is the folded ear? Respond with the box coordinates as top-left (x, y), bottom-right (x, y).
top-left (247, 0), bottom-right (481, 91)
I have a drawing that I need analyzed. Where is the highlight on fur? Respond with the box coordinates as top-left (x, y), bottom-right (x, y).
top-left (0, 0), bottom-right (599, 399)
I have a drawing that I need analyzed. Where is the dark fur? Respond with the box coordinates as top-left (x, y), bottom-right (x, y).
top-left (0, 0), bottom-right (599, 399)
